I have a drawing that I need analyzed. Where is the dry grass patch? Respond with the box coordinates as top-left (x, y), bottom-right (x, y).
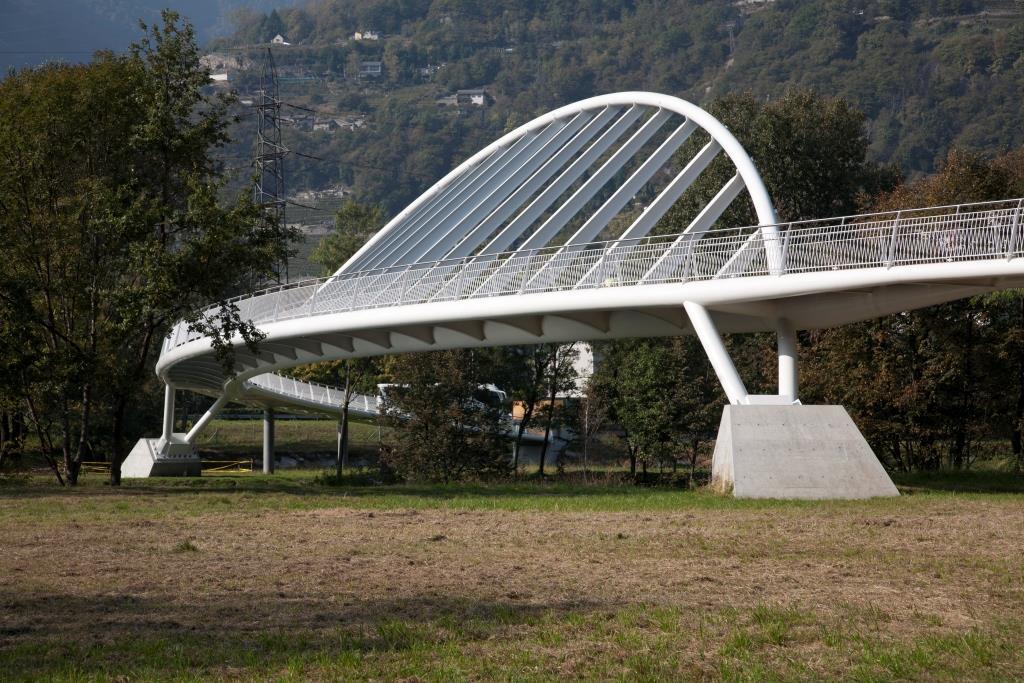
top-left (0, 474), bottom-right (1022, 680)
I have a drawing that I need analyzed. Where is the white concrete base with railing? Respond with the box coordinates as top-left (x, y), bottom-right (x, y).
top-left (125, 92), bottom-right (1024, 496)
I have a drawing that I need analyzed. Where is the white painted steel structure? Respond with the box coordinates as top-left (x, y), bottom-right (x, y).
top-left (148, 92), bottom-right (1024, 458)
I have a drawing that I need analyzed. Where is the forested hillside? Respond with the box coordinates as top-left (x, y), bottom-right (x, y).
top-left (210, 0), bottom-right (1024, 215)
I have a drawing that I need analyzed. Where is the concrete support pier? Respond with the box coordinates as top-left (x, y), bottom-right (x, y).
top-left (122, 384), bottom-right (200, 477)
top-left (263, 408), bottom-right (275, 474)
top-left (711, 404), bottom-right (899, 499)
top-left (776, 319), bottom-right (798, 402)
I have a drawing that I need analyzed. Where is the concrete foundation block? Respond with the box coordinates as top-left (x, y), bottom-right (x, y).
top-left (122, 435), bottom-right (201, 478)
top-left (711, 405), bottom-right (899, 499)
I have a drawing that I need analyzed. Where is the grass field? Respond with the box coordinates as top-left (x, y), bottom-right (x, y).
top-left (1, 471), bottom-right (1023, 681)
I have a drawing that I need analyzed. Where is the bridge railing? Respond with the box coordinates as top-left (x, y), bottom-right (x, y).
top-left (164, 198), bottom-right (1023, 353)
top-left (245, 373), bottom-right (377, 413)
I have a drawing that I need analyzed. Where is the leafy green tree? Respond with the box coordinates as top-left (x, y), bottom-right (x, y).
top-left (534, 343), bottom-right (579, 476)
top-left (310, 200), bottom-right (385, 275)
top-left (590, 336), bottom-right (724, 482)
top-left (228, 8), bottom-right (266, 44)
top-left (0, 277), bottom-right (34, 474)
top-left (668, 336), bottom-right (724, 481)
top-left (383, 41), bottom-right (405, 84)
top-left (0, 12), bottom-right (294, 485)
top-left (489, 345), bottom-right (549, 473)
top-left (661, 89), bottom-right (900, 235)
top-left (490, 344), bottom-right (577, 474)
top-left (378, 350), bottom-right (509, 482)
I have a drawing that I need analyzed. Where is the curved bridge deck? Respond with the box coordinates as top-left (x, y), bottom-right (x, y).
top-left (162, 198), bottom-right (1024, 404)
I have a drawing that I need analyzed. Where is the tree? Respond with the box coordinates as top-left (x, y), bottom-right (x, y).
top-left (605, 341), bottom-right (680, 476)
top-left (291, 358), bottom-right (377, 477)
top-left (383, 41), bottom-right (405, 84)
top-left (310, 200), bottom-right (385, 275)
top-left (263, 10), bottom-right (287, 41)
top-left (0, 276), bottom-right (34, 476)
top-left (591, 337), bottom-right (722, 482)
top-left (588, 341), bottom-right (638, 475)
top-left (660, 89), bottom-right (900, 236)
top-left (570, 376), bottom-right (610, 482)
top-left (535, 343), bottom-right (579, 476)
top-left (346, 50), bottom-right (363, 81)
top-left (668, 336), bottom-right (724, 482)
top-left (0, 12), bottom-right (294, 485)
top-left (304, 199), bottom-right (385, 475)
top-left (496, 345), bottom-right (556, 473)
top-left (378, 350), bottom-right (509, 483)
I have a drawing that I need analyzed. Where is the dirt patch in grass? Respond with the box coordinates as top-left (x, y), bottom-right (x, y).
top-left (1, 484), bottom-right (1023, 680)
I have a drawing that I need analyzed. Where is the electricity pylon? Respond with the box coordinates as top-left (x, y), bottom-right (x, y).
top-left (255, 47), bottom-right (288, 282)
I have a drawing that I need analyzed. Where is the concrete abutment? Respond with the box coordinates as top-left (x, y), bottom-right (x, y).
top-left (711, 404), bottom-right (899, 499)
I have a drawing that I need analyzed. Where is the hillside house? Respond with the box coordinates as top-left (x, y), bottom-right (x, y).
top-left (353, 30), bottom-right (380, 41)
top-left (271, 34), bottom-right (290, 45)
top-left (312, 116), bottom-right (366, 133)
top-left (337, 116), bottom-right (366, 131)
top-left (360, 61), bottom-right (383, 77)
top-left (313, 117), bottom-right (340, 132)
top-left (457, 89), bottom-right (490, 106)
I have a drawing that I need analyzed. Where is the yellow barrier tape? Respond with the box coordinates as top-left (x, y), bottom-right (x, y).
top-left (203, 460), bottom-right (253, 472)
top-left (78, 460), bottom-right (254, 473)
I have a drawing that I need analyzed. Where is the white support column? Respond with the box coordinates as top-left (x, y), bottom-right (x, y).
top-left (263, 408), bottom-right (275, 474)
top-left (776, 318), bottom-right (798, 402)
top-left (683, 302), bottom-right (748, 405)
top-left (161, 384), bottom-right (175, 442)
top-left (184, 393), bottom-right (230, 444)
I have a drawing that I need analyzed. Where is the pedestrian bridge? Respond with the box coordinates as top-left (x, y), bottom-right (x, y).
top-left (130, 92), bottom-right (1024, 494)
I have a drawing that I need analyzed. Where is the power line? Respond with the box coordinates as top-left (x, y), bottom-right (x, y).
top-left (290, 149), bottom-right (324, 161)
